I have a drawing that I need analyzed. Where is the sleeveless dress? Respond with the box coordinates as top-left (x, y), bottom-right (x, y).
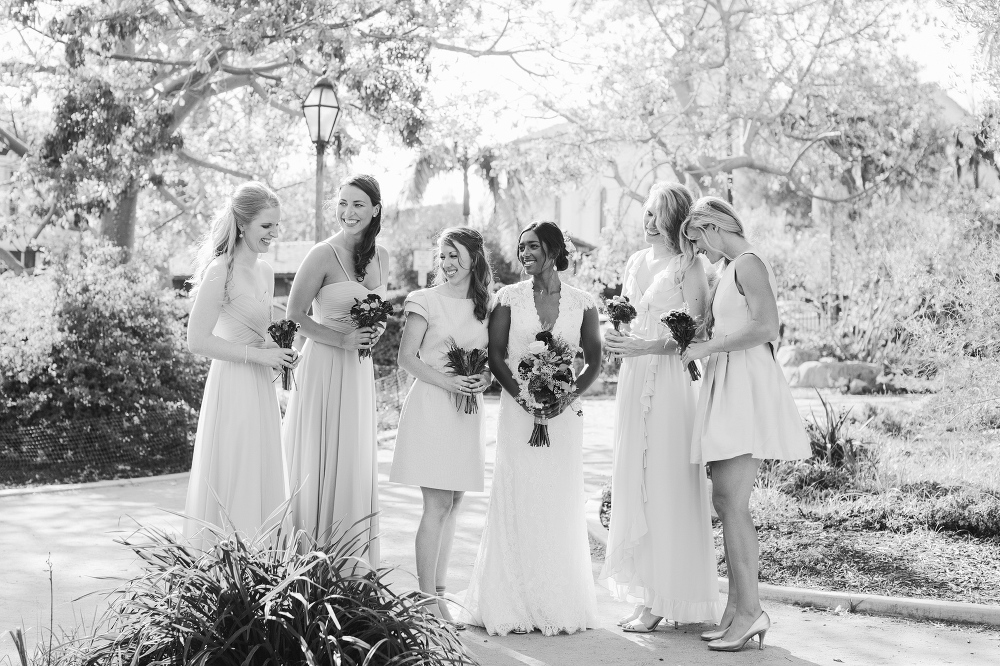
top-left (462, 280), bottom-right (599, 636)
top-left (184, 265), bottom-right (288, 547)
top-left (599, 251), bottom-right (722, 622)
top-left (691, 250), bottom-right (810, 464)
top-left (282, 243), bottom-right (385, 564)
top-left (389, 288), bottom-right (489, 491)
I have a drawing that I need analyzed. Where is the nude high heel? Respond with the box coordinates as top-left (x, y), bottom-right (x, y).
top-left (707, 611), bottom-right (770, 652)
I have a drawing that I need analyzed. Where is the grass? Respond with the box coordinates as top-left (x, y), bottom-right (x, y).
top-left (726, 392), bottom-right (1000, 605)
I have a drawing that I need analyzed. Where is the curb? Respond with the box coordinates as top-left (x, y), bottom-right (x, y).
top-left (0, 431), bottom-right (403, 499)
top-left (0, 471), bottom-right (190, 498)
top-left (584, 497), bottom-right (1000, 628)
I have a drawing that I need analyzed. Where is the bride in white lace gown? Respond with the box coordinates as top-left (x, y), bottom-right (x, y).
top-left (462, 222), bottom-right (603, 636)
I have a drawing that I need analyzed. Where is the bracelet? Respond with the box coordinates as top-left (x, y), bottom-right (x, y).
top-left (244, 345), bottom-right (248, 364)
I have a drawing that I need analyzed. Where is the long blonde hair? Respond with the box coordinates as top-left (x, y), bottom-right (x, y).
top-left (645, 181), bottom-right (695, 275)
top-left (682, 196), bottom-right (747, 337)
top-left (190, 181), bottom-right (280, 299)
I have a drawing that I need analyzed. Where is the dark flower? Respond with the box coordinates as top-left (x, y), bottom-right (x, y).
top-left (535, 330), bottom-right (554, 345)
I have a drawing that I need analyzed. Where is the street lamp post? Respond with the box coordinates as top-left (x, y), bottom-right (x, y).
top-left (301, 77), bottom-right (341, 242)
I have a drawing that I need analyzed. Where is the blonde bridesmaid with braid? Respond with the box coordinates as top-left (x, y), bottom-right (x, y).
top-left (184, 182), bottom-right (297, 547)
top-left (681, 197), bottom-right (809, 652)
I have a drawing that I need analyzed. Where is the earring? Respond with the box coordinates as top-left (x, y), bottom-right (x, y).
top-left (237, 229), bottom-right (243, 238)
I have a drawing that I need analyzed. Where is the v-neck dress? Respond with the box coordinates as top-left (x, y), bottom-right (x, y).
top-left (462, 280), bottom-right (599, 636)
top-left (184, 261), bottom-right (288, 548)
top-left (281, 242), bottom-right (386, 564)
top-left (597, 250), bottom-right (721, 623)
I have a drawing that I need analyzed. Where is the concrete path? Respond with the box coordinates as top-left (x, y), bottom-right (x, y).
top-left (2, 395), bottom-right (997, 665)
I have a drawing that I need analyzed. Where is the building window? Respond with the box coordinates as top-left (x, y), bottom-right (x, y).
top-left (554, 196), bottom-right (562, 226)
top-left (599, 187), bottom-right (607, 230)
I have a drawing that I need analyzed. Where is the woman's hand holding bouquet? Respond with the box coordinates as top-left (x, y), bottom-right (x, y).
top-left (516, 330), bottom-right (584, 447)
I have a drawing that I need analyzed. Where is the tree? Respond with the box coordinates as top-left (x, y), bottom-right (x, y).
top-left (512, 0), bottom-right (948, 205)
top-left (2, 0), bottom-right (549, 256)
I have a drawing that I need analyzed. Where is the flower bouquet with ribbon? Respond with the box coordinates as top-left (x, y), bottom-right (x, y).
top-left (268, 319), bottom-right (300, 390)
top-left (443, 338), bottom-right (489, 414)
top-left (604, 294), bottom-right (637, 331)
top-left (349, 294), bottom-right (394, 360)
top-left (660, 307), bottom-right (702, 381)
top-left (515, 330), bottom-right (583, 447)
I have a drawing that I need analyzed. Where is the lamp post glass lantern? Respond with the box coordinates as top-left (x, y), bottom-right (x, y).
top-left (302, 77), bottom-right (341, 241)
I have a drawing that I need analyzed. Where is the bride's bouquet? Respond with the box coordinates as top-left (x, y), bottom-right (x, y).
top-left (443, 338), bottom-right (489, 414)
top-left (349, 294), bottom-right (394, 360)
top-left (515, 331), bottom-right (583, 447)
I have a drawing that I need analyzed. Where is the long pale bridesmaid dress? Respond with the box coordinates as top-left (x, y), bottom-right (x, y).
top-left (282, 242), bottom-right (385, 565)
top-left (599, 251), bottom-right (722, 623)
top-left (184, 265), bottom-right (288, 548)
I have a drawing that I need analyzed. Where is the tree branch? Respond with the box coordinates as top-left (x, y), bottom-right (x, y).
top-left (249, 79), bottom-right (300, 118)
top-left (607, 159), bottom-right (645, 203)
top-left (177, 149), bottom-right (255, 180)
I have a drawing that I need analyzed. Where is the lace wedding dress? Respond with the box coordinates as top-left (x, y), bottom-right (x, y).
top-left (462, 280), bottom-right (599, 636)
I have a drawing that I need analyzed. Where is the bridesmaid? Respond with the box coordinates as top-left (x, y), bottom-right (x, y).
top-left (184, 181), bottom-right (296, 547)
top-left (680, 197), bottom-right (810, 652)
top-left (390, 227), bottom-right (493, 625)
top-left (599, 182), bottom-right (722, 632)
top-left (282, 174), bottom-right (389, 563)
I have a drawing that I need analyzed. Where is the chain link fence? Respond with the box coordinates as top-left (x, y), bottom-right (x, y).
top-left (0, 410), bottom-right (193, 488)
top-left (375, 367), bottom-right (414, 432)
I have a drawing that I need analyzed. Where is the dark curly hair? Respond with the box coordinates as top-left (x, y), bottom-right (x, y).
top-left (518, 221), bottom-right (570, 271)
top-left (436, 227), bottom-right (494, 321)
top-left (339, 174), bottom-right (383, 282)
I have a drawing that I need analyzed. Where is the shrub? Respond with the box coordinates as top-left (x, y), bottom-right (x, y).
top-left (0, 238), bottom-right (206, 426)
top-left (372, 313), bottom-right (404, 368)
top-left (79, 523), bottom-right (469, 666)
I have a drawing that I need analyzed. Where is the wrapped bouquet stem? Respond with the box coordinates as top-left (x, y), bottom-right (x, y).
top-left (268, 319), bottom-right (299, 390)
top-left (443, 338), bottom-right (489, 414)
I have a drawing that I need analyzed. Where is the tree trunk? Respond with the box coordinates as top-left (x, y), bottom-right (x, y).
top-left (100, 183), bottom-right (139, 259)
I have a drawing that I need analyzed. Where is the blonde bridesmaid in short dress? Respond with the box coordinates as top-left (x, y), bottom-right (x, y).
top-left (282, 175), bottom-right (388, 564)
top-left (184, 182), bottom-right (297, 548)
top-left (681, 197), bottom-right (810, 652)
top-left (390, 227), bottom-right (493, 626)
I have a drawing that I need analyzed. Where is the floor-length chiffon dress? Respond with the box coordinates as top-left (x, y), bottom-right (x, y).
top-left (598, 251), bottom-right (722, 623)
top-left (184, 264), bottom-right (288, 548)
top-left (282, 242), bottom-right (385, 565)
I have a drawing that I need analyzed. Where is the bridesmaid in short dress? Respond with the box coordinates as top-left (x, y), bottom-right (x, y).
top-left (282, 174), bottom-right (388, 564)
top-left (681, 197), bottom-right (810, 652)
top-left (390, 227), bottom-right (493, 625)
top-left (184, 182), bottom-right (297, 548)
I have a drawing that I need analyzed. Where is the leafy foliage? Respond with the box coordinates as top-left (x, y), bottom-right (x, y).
top-left (0, 237), bottom-right (207, 427)
top-left (77, 523), bottom-right (470, 666)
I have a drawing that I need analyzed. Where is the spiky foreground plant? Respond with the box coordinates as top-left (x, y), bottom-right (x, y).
top-left (81, 521), bottom-right (473, 666)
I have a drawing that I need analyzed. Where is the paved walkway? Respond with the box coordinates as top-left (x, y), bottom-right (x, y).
top-left (2, 395), bottom-right (997, 665)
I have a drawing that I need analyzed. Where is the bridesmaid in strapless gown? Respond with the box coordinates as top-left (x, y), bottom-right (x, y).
top-left (184, 182), bottom-right (297, 548)
top-left (282, 174), bottom-right (388, 565)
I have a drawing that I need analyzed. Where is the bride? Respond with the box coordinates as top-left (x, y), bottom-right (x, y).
top-left (462, 221), bottom-right (603, 636)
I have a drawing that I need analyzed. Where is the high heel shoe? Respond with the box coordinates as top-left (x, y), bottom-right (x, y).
top-left (617, 604), bottom-right (645, 627)
top-left (700, 615), bottom-right (733, 641)
top-left (622, 616), bottom-right (663, 633)
top-left (707, 611), bottom-right (770, 652)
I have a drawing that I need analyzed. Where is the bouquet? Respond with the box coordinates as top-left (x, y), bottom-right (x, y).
top-left (660, 307), bottom-right (701, 381)
top-left (349, 294), bottom-right (394, 360)
top-left (443, 338), bottom-right (490, 414)
top-left (604, 294), bottom-right (637, 331)
top-left (515, 330), bottom-right (583, 447)
top-left (268, 319), bottom-right (300, 390)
